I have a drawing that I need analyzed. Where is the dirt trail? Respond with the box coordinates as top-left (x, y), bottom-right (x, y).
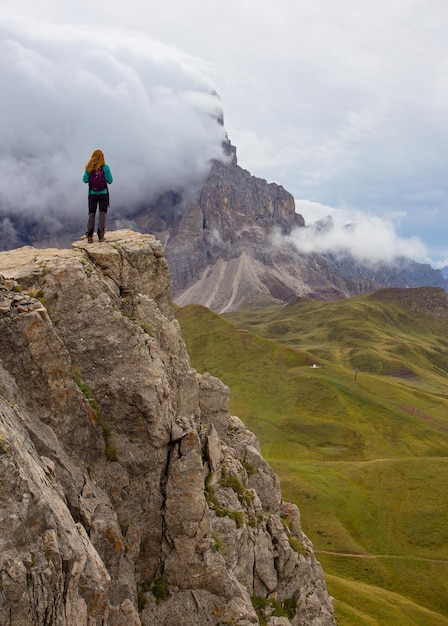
top-left (316, 550), bottom-right (448, 564)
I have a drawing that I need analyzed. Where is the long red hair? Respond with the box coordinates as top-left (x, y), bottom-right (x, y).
top-left (85, 149), bottom-right (105, 172)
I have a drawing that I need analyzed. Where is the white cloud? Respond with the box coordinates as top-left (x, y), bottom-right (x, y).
top-left (229, 129), bottom-right (281, 171)
top-left (0, 16), bottom-right (227, 221)
top-left (287, 199), bottom-right (427, 263)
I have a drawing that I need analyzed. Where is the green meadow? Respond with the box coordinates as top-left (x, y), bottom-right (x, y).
top-left (175, 287), bottom-right (448, 625)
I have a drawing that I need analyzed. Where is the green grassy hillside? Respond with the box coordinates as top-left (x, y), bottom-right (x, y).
top-left (175, 287), bottom-right (448, 625)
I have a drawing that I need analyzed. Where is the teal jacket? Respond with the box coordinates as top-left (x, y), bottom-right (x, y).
top-left (83, 164), bottom-right (113, 194)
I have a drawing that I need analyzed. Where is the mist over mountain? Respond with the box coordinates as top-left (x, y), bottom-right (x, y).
top-left (0, 17), bottom-right (227, 249)
top-left (288, 205), bottom-right (426, 263)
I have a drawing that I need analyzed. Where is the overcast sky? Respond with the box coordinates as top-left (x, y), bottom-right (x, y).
top-left (1, 1), bottom-right (448, 267)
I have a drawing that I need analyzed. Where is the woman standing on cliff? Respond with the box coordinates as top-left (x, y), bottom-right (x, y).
top-left (83, 149), bottom-right (113, 243)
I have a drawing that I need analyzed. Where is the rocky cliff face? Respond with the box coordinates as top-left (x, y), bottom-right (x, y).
top-left (0, 230), bottom-right (335, 626)
top-left (132, 149), bottom-right (355, 313)
top-left (132, 144), bottom-right (447, 313)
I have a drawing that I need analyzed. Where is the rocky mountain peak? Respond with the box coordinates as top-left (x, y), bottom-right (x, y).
top-left (131, 145), bottom-right (349, 312)
top-left (0, 230), bottom-right (335, 625)
top-left (129, 145), bottom-right (447, 313)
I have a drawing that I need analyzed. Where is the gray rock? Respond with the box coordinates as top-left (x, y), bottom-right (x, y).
top-left (0, 230), bottom-right (335, 625)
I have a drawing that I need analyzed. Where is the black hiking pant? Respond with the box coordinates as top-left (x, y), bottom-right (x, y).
top-left (87, 193), bottom-right (109, 240)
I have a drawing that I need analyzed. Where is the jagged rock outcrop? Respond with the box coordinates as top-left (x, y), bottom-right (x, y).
top-left (129, 146), bottom-right (355, 312)
top-left (0, 230), bottom-right (335, 625)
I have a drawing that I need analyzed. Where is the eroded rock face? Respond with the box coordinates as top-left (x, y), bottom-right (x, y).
top-left (131, 144), bottom-right (448, 313)
top-left (126, 141), bottom-right (367, 312)
top-left (0, 230), bottom-right (335, 625)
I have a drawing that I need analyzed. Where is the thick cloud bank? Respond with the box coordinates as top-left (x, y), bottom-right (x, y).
top-left (0, 17), bottom-right (227, 222)
top-left (287, 199), bottom-right (427, 263)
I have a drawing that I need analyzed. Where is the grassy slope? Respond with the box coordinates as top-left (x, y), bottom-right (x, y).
top-left (175, 287), bottom-right (448, 625)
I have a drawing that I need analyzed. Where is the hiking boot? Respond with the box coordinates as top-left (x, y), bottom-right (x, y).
top-left (87, 236), bottom-right (93, 243)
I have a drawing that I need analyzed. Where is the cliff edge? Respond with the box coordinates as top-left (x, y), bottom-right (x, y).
top-left (0, 230), bottom-right (335, 625)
